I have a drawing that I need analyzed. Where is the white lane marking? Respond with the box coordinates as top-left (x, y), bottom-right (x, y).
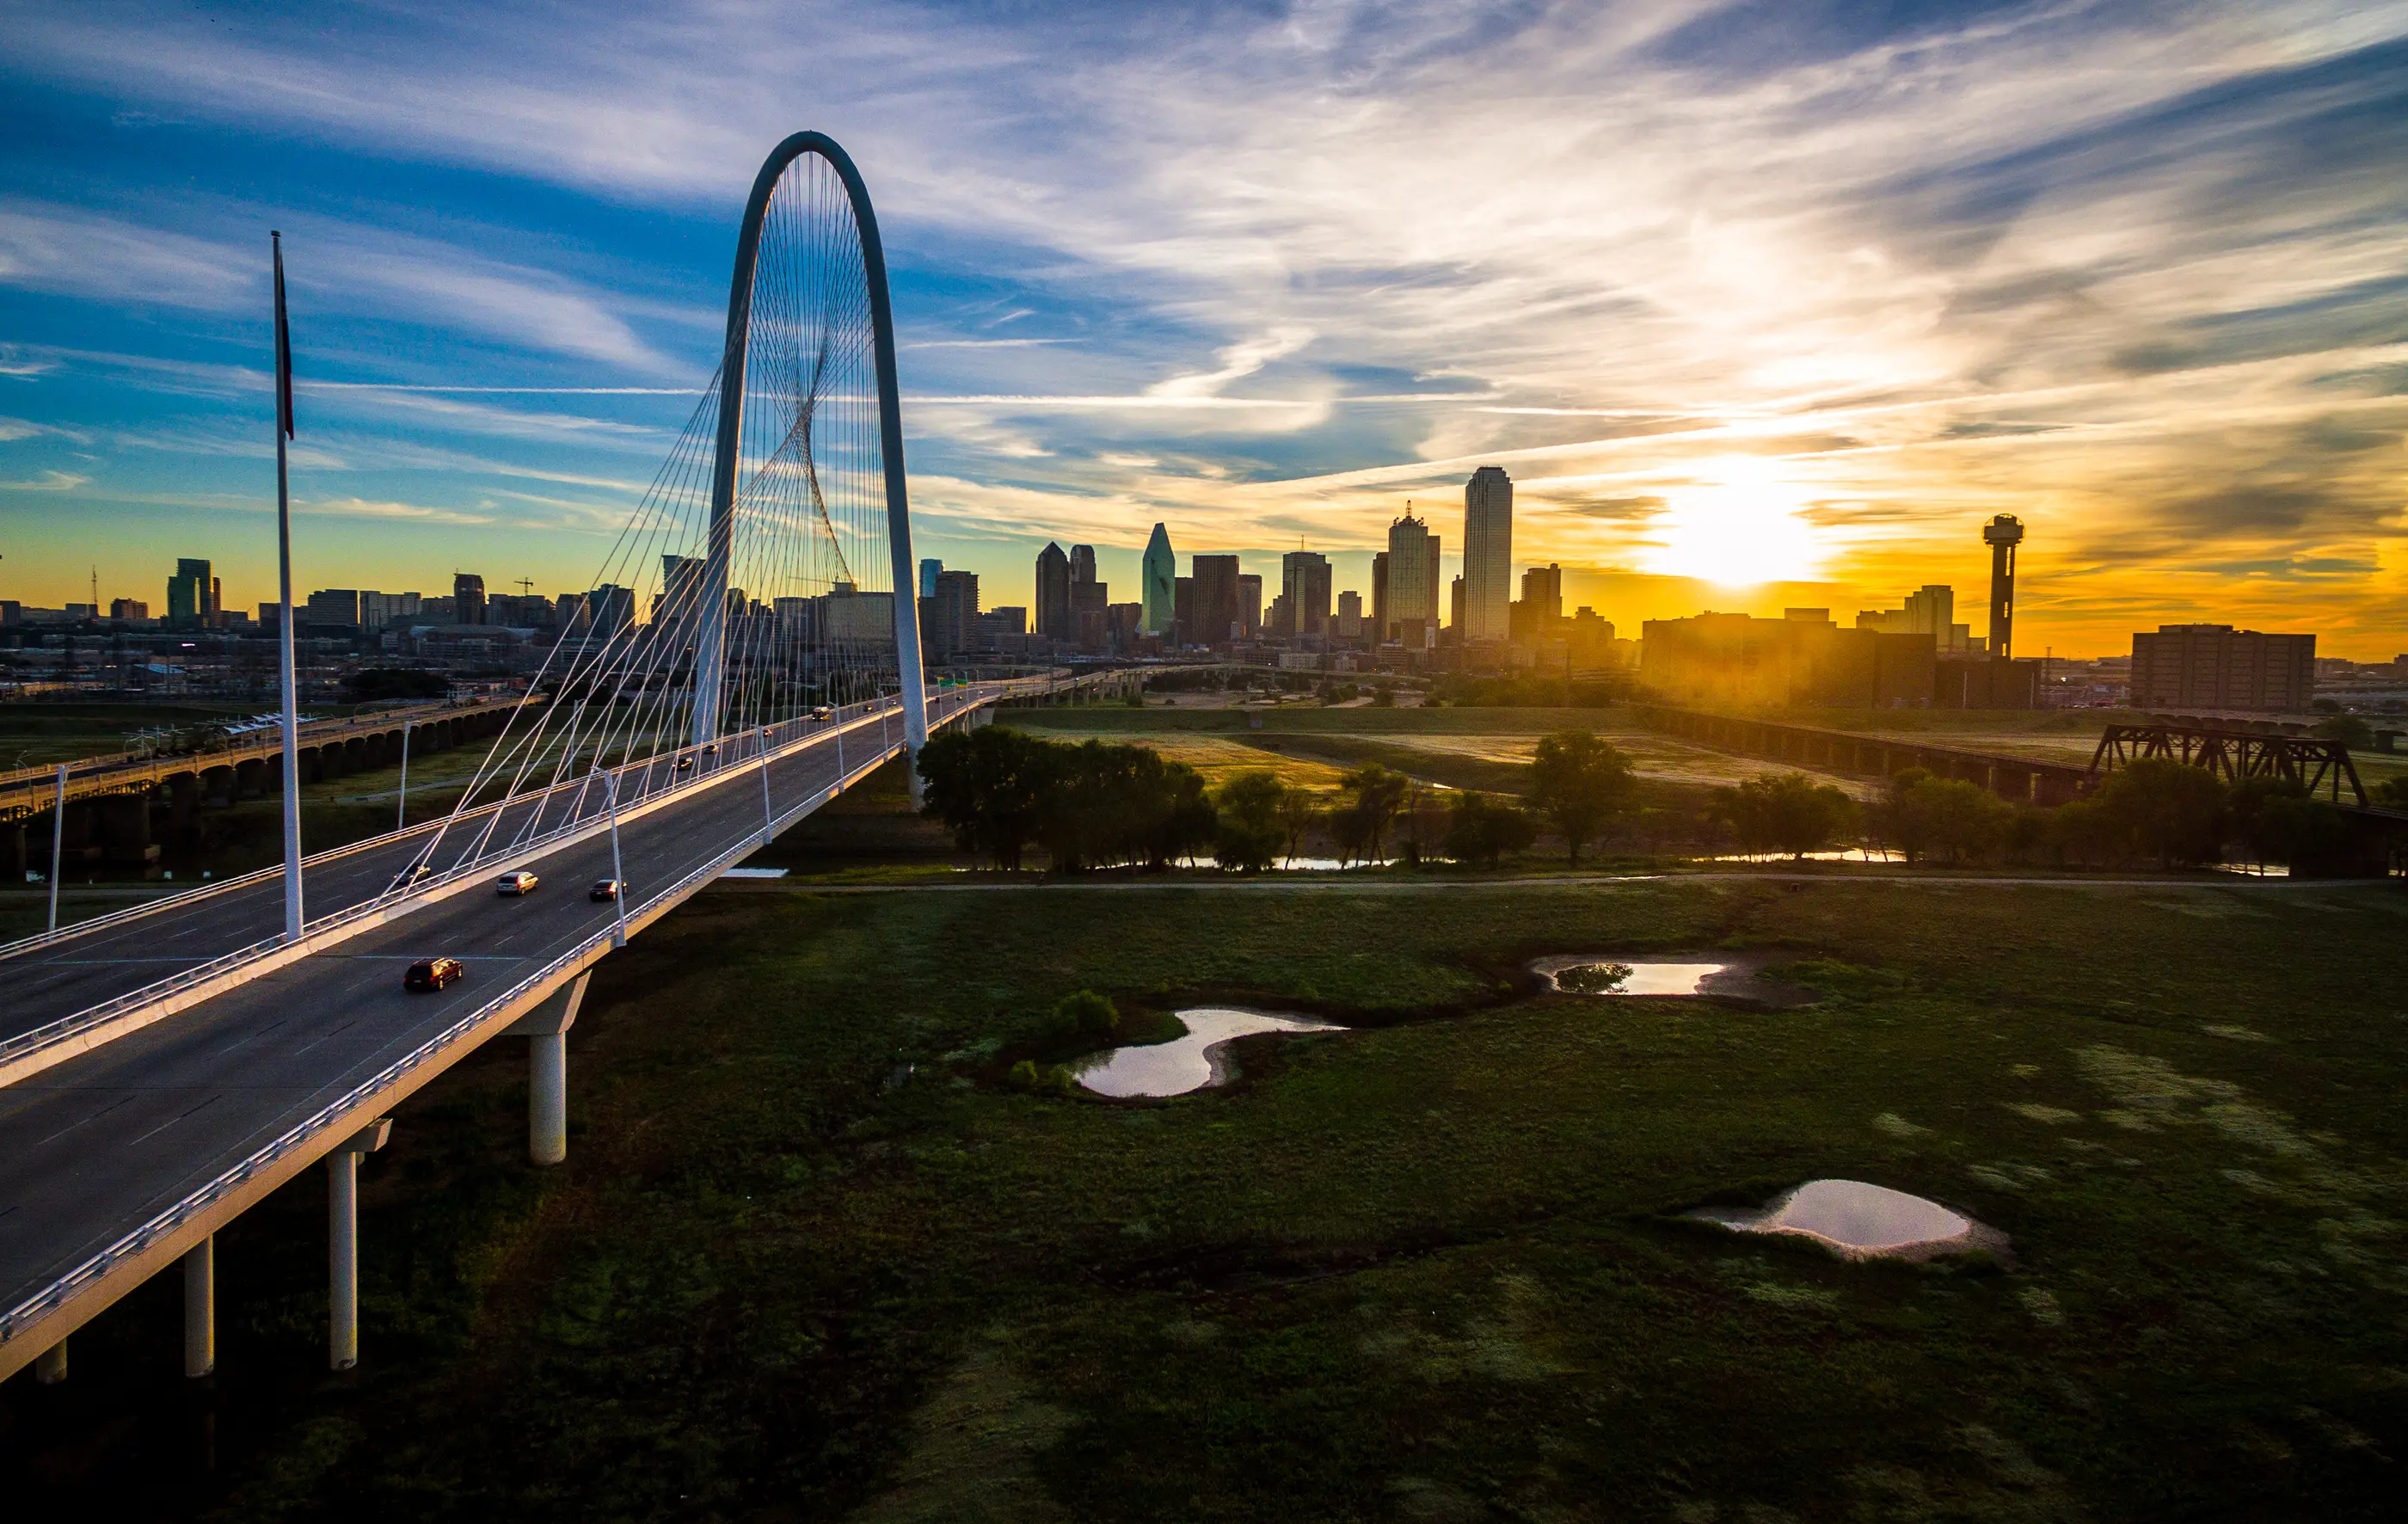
top-left (125, 1092), bottom-right (221, 1147)
top-left (290, 1020), bottom-right (357, 1058)
top-left (35, 1091), bottom-right (138, 1147)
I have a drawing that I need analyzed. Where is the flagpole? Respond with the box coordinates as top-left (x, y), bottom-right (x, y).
top-left (273, 231), bottom-right (304, 943)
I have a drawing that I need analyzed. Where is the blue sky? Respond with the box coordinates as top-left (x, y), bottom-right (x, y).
top-left (3, 0), bottom-right (2405, 654)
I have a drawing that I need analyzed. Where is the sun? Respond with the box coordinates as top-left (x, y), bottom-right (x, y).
top-left (1643, 456), bottom-right (1823, 586)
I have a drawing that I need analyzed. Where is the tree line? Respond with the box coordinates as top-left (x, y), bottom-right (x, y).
top-left (919, 723), bottom-right (2380, 875)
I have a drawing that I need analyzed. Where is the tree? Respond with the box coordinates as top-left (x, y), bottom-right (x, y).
top-left (1327, 801), bottom-right (1376, 866)
top-left (917, 726), bottom-right (1057, 870)
top-left (1398, 782), bottom-right (1449, 865)
top-left (1275, 784), bottom-right (1321, 864)
top-left (1723, 772), bottom-right (1858, 859)
top-left (1441, 791), bottom-right (1536, 867)
top-left (2312, 713), bottom-right (2374, 750)
top-left (1879, 768), bottom-right (2013, 865)
top-left (2092, 759), bottom-right (2228, 869)
top-left (1338, 764), bottom-right (1410, 861)
top-left (1038, 741), bottom-right (1218, 871)
top-left (1528, 730), bottom-right (1636, 866)
top-left (1213, 770), bottom-right (1287, 873)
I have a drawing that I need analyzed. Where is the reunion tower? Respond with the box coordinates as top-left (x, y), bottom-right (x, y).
top-left (1983, 513), bottom-right (2024, 660)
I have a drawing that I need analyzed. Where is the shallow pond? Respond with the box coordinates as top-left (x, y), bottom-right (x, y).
top-left (1691, 1179), bottom-right (2005, 1262)
top-left (1072, 1007), bottom-right (1343, 1097)
top-left (1533, 957), bottom-right (1729, 995)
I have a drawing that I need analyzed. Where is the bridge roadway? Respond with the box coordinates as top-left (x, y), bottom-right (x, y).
top-left (0, 700), bottom-right (894, 1049)
top-left (0, 683), bottom-right (1017, 1379)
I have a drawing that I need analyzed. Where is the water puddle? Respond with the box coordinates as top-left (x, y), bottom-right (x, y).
top-left (1689, 1179), bottom-right (2007, 1262)
top-left (1531, 956), bottom-right (1729, 995)
top-left (1071, 1007), bottom-right (1343, 1097)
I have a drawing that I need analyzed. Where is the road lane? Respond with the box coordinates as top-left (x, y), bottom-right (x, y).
top-left (0, 706), bottom-right (899, 1044)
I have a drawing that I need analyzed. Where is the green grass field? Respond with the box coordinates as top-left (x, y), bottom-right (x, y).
top-left (17, 873), bottom-right (2406, 1520)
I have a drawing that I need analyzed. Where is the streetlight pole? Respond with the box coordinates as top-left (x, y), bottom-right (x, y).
top-left (758, 724), bottom-right (774, 847)
top-left (396, 722), bottom-right (412, 833)
top-left (46, 762), bottom-right (66, 935)
top-left (272, 232), bottom-right (303, 943)
top-left (593, 764), bottom-right (629, 949)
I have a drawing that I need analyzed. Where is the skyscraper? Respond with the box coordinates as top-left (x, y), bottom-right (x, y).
top-left (1461, 466), bottom-right (1513, 642)
top-left (1069, 544), bottom-right (1098, 587)
top-left (1385, 511), bottom-right (1440, 647)
top-left (1191, 554), bottom-right (1241, 645)
top-left (1141, 523), bottom-right (1176, 635)
top-left (918, 558), bottom-right (943, 599)
top-left (166, 558), bottom-right (211, 630)
top-left (658, 556), bottom-right (704, 624)
top-left (454, 572), bottom-right (488, 626)
top-left (1035, 542), bottom-right (1072, 642)
top-left (1281, 550), bottom-right (1332, 637)
top-left (924, 569), bottom-right (979, 660)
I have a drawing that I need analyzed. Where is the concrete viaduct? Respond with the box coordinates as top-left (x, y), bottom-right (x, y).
top-left (0, 697), bottom-right (525, 881)
top-left (1634, 704), bottom-right (2092, 804)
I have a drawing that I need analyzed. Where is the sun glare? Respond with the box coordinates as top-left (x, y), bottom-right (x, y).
top-left (1643, 457), bottom-right (1823, 585)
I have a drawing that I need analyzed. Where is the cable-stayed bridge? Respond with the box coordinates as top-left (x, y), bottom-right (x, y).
top-left (0, 133), bottom-right (1049, 1384)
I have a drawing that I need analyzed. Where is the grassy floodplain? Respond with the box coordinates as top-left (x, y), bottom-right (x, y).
top-left (15, 870), bottom-right (2407, 1521)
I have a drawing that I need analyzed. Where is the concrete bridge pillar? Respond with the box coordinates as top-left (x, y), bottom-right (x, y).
top-left (184, 1235), bottom-right (214, 1379)
top-left (202, 765), bottom-right (235, 808)
top-left (232, 759), bottom-right (261, 801)
top-left (344, 737), bottom-right (366, 773)
top-left (100, 793), bottom-right (155, 865)
top-left (169, 771), bottom-right (199, 839)
top-left (327, 1117), bottom-right (391, 1371)
top-left (61, 800), bottom-right (97, 863)
top-left (507, 972), bottom-right (589, 1166)
top-left (299, 748), bottom-right (323, 785)
top-left (34, 1339), bottom-right (66, 1384)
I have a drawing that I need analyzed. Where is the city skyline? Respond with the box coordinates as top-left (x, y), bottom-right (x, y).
top-left (3, 5), bottom-right (2405, 657)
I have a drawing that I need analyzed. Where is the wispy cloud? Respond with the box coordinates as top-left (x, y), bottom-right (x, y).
top-left (0, 469), bottom-right (90, 491)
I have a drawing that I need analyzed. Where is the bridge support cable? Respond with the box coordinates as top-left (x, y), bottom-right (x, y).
top-left (404, 132), bottom-right (926, 890)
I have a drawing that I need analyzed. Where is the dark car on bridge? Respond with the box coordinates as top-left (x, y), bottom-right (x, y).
top-left (589, 878), bottom-right (623, 902)
top-left (389, 862), bottom-right (434, 891)
top-left (403, 956), bottom-right (464, 992)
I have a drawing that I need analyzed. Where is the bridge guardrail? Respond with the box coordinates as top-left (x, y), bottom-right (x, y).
top-left (0, 691), bottom-right (991, 1351)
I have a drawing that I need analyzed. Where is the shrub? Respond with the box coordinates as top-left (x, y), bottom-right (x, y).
top-left (1054, 989), bottom-right (1119, 1038)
